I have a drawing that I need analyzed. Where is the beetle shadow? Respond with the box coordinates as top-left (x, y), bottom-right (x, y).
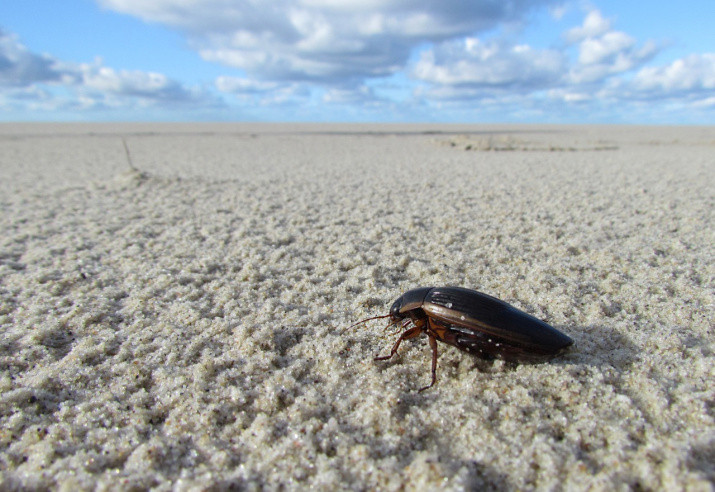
top-left (453, 324), bottom-right (640, 377)
top-left (555, 324), bottom-right (639, 372)
top-left (544, 323), bottom-right (711, 373)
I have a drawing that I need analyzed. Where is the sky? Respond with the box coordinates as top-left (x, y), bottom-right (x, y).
top-left (0, 0), bottom-right (713, 123)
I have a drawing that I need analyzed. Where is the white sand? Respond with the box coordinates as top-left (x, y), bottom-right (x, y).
top-left (0, 123), bottom-right (713, 490)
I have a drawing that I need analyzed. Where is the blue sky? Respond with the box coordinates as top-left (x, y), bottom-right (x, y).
top-left (1, 0), bottom-right (713, 123)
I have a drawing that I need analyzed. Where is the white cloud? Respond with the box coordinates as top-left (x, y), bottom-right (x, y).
top-left (0, 29), bottom-right (69, 87)
top-left (562, 92), bottom-right (591, 102)
top-left (564, 10), bottom-right (610, 43)
top-left (98, 0), bottom-right (554, 82)
top-left (3, 3), bottom-right (714, 122)
top-left (578, 31), bottom-right (634, 65)
top-left (322, 84), bottom-right (375, 104)
top-left (92, 2), bottom-right (711, 121)
top-left (632, 54), bottom-right (715, 93)
top-left (564, 10), bottom-right (658, 84)
top-left (411, 9), bottom-right (661, 98)
top-left (413, 38), bottom-right (564, 91)
top-left (547, 52), bottom-right (715, 114)
top-left (215, 75), bottom-right (309, 106)
top-left (0, 29), bottom-right (219, 116)
top-left (411, 8), bottom-right (664, 101)
top-left (404, 7), bottom-right (713, 122)
top-left (79, 62), bottom-right (199, 102)
top-left (548, 4), bottom-right (568, 21)
top-left (215, 76), bottom-right (284, 94)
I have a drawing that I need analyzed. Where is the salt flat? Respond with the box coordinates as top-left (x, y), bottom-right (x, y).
top-left (0, 124), bottom-right (713, 490)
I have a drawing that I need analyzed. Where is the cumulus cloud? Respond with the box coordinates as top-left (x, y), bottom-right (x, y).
top-left (0, 28), bottom-right (219, 115)
top-left (322, 84), bottom-right (376, 104)
top-left (79, 63), bottom-right (200, 102)
top-left (0, 29), bottom-right (71, 87)
top-left (412, 9), bottom-right (667, 104)
top-left (98, 0), bottom-right (554, 82)
top-left (586, 53), bottom-right (715, 111)
top-left (215, 75), bottom-right (309, 106)
top-left (413, 38), bottom-right (564, 91)
top-left (631, 54), bottom-right (715, 94)
top-left (563, 10), bottom-right (611, 43)
top-left (215, 76), bottom-right (285, 94)
top-left (3, 3), bottom-right (714, 122)
top-left (564, 10), bottom-right (658, 84)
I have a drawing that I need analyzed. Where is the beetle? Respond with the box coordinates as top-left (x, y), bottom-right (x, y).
top-left (348, 287), bottom-right (574, 391)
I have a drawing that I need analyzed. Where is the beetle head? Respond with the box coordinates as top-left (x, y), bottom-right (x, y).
top-left (389, 298), bottom-right (405, 319)
top-left (344, 288), bottom-right (433, 333)
top-left (389, 287), bottom-right (433, 318)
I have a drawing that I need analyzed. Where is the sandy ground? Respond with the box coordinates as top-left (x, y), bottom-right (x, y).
top-left (0, 123), bottom-right (712, 490)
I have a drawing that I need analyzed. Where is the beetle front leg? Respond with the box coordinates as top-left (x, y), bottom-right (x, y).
top-left (418, 334), bottom-right (439, 392)
top-left (374, 326), bottom-right (421, 361)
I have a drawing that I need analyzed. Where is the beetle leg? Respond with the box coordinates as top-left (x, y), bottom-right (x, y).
top-left (418, 334), bottom-right (439, 392)
top-left (374, 326), bottom-right (421, 361)
top-left (383, 318), bottom-right (409, 338)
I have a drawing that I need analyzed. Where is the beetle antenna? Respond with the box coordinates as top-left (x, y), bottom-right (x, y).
top-left (341, 314), bottom-right (393, 333)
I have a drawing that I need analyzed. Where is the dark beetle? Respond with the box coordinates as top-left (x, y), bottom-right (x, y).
top-left (350, 287), bottom-right (573, 391)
